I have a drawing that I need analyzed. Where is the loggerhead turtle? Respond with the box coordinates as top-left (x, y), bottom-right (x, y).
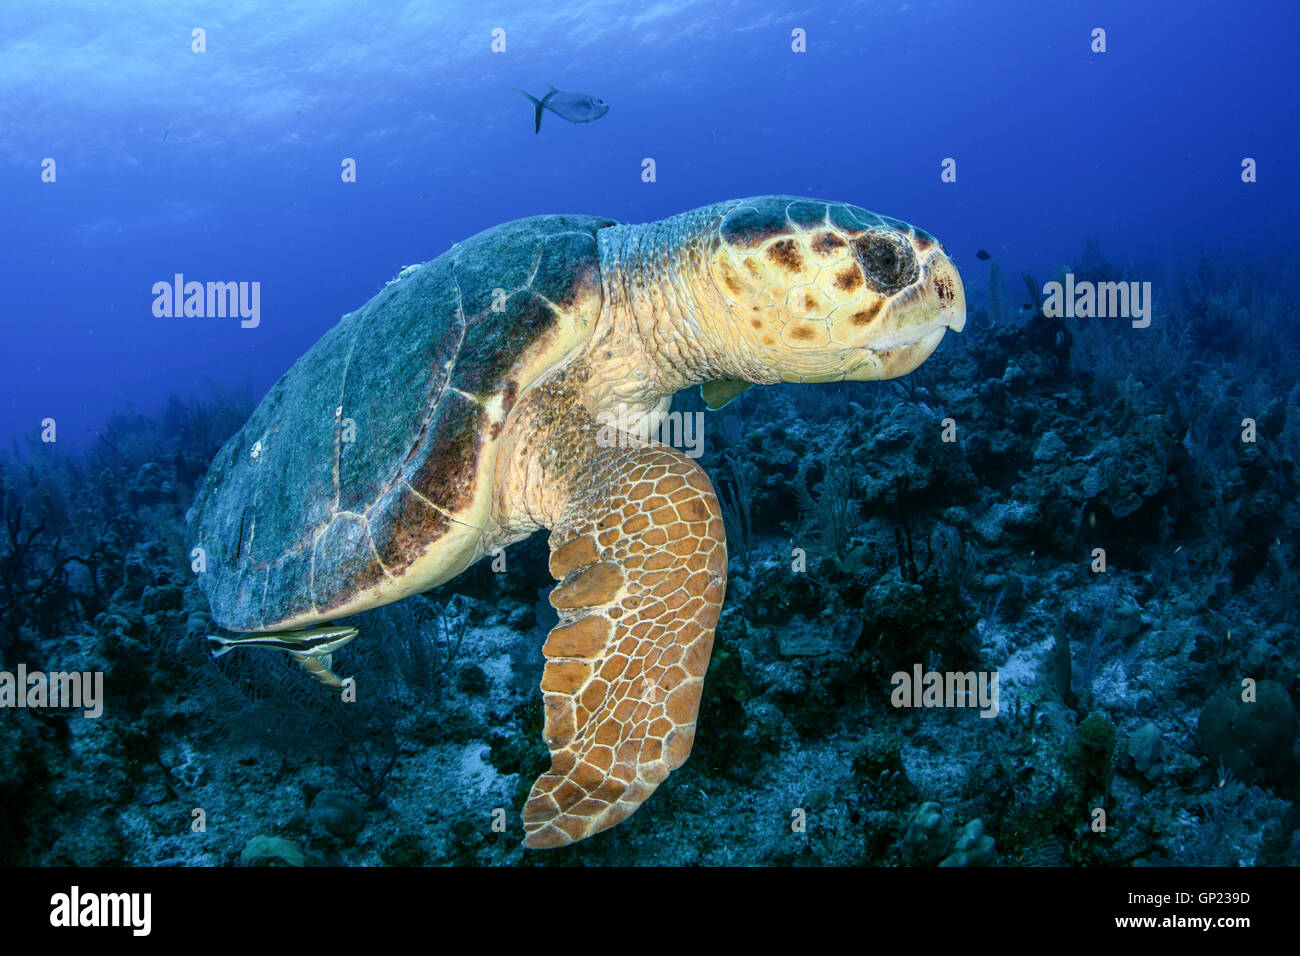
top-left (187, 195), bottom-right (966, 848)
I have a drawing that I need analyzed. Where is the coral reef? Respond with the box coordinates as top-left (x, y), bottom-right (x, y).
top-left (4, 243), bottom-right (1299, 866)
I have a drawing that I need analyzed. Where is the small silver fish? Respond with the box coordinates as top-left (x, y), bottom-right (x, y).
top-left (207, 625), bottom-right (358, 688)
top-left (513, 86), bottom-right (609, 134)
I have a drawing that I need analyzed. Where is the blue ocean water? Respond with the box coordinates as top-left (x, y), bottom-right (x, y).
top-left (4, 0), bottom-right (1295, 450)
top-left (2, 0), bottom-right (1299, 870)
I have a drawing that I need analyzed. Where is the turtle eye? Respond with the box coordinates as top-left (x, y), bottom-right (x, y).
top-left (851, 230), bottom-right (918, 296)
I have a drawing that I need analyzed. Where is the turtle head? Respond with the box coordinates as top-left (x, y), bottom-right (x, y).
top-left (708, 197), bottom-right (965, 384)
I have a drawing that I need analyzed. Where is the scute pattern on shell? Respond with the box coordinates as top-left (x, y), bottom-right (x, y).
top-left (188, 213), bottom-right (616, 631)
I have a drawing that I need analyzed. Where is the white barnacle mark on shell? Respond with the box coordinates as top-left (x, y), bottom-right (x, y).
top-left (250, 440), bottom-right (262, 463)
top-left (383, 263), bottom-right (422, 289)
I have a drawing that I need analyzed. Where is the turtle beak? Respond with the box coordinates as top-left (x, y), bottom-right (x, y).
top-left (841, 249), bottom-right (965, 381)
top-left (878, 252), bottom-right (964, 376)
top-left (926, 251), bottom-right (966, 334)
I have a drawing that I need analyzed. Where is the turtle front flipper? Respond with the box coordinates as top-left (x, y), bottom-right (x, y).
top-left (523, 445), bottom-right (726, 849)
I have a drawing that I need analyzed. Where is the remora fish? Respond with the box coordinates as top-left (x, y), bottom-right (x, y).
top-left (513, 86), bottom-right (609, 134)
top-left (207, 624), bottom-right (358, 689)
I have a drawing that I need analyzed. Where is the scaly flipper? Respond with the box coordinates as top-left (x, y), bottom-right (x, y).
top-left (522, 445), bottom-right (726, 848)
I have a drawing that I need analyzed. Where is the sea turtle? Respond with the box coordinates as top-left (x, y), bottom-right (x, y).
top-left (187, 195), bottom-right (966, 848)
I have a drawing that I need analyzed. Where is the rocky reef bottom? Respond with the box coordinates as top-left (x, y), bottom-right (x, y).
top-left (2, 249), bottom-right (1298, 865)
